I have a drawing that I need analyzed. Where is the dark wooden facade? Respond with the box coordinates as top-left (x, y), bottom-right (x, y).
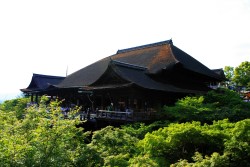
top-left (21, 40), bottom-right (226, 122)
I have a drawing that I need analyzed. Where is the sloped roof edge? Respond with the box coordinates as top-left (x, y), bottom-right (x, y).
top-left (170, 45), bottom-right (223, 80)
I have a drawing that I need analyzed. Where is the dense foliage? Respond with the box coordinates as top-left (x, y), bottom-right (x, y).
top-left (233, 61), bottom-right (250, 88)
top-left (0, 89), bottom-right (249, 166)
top-left (163, 88), bottom-right (250, 123)
top-left (0, 96), bottom-right (102, 166)
top-left (138, 119), bottom-right (250, 166)
top-left (0, 97), bottom-right (29, 119)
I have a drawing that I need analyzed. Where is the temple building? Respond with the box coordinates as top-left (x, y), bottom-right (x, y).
top-left (21, 40), bottom-right (226, 121)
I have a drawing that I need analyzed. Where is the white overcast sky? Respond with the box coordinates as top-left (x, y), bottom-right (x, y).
top-left (0, 0), bottom-right (250, 100)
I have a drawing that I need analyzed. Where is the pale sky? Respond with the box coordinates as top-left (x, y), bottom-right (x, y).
top-left (0, 0), bottom-right (250, 101)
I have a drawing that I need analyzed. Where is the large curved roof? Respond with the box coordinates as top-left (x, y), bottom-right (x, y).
top-left (57, 40), bottom-right (223, 89)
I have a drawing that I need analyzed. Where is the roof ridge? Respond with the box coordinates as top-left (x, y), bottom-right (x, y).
top-left (111, 60), bottom-right (147, 70)
top-left (116, 39), bottom-right (173, 54)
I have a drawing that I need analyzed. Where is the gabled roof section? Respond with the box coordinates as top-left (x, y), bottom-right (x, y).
top-left (21, 73), bottom-right (65, 93)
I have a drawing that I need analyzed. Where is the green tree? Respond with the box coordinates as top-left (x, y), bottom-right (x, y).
top-left (137, 121), bottom-right (229, 164)
top-left (89, 126), bottom-right (138, 166)
top-left (171, 152), bottom-right (230, 167)
top-left (170, 119), bottom-right (250, 166)
top-left (0, 96), bottom-right (102, 166)
top-left (224, 66), bottom-right (234, 87)
top-left (224, 66), bottom-right (234, 80)
top-left (129, 154), bottom-right (169, 167)
top-left (224, 119), bottom-right (250, 166)
top-left (162, 96), bottom-right (216, 123)
top-left (136, 119), bottom-right (249, 166)
top-left (162, 89), bottom-right (250, 123)
top-left (0, 97), bottom-right (29, 119)
top-left (121, 121), bottom-right (170, 139)
top-left (233, 61), bottom-right (250, 88)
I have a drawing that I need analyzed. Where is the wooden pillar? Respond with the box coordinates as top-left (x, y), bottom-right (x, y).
top-left (35, 94), bottom-right (38, 103)
top-left (31, 94), bottom-right (34, 102)
top-left (128, 98), bottom-right (132, 109)
top-left (101, 95), bottom-right (104, 110)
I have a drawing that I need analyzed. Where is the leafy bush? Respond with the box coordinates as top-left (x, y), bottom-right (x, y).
top-left (162, 89), bottom-right (250, 123)
top-left (0, 96), bottom-right (102, 166)
top-left (121, 121), bottom-right (170, 139)
top-left (162, 96), bottom-right (215, 123)
top-left (204, 89), bottom-right (243, 107)
top-left (136, 119), bottom-right (249, 166)
top-left (171, 152), bottom-right (230, 167)
top-left (0, 97), bottom-right (30, 119)
top-left (204, 89), bottom-right (250, 121)
top-left (89, 126), bottom-right (138, 166)
top-left (129, 154), bottom-right (169, 167)
top-left (224, 119), bottom-right (250, 166)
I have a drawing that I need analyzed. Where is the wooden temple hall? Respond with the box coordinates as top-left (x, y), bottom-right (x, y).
top-left (21, 39), bottom-right (226, 122)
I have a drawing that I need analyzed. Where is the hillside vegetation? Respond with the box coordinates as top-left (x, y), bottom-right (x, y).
top-left (0, 89), bottom-right (249, 166)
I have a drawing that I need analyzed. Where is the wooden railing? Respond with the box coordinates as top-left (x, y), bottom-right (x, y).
top-left (76, 110), bottom-right (159, 122)
top-left (97, 110), bottom-right (132, 120)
